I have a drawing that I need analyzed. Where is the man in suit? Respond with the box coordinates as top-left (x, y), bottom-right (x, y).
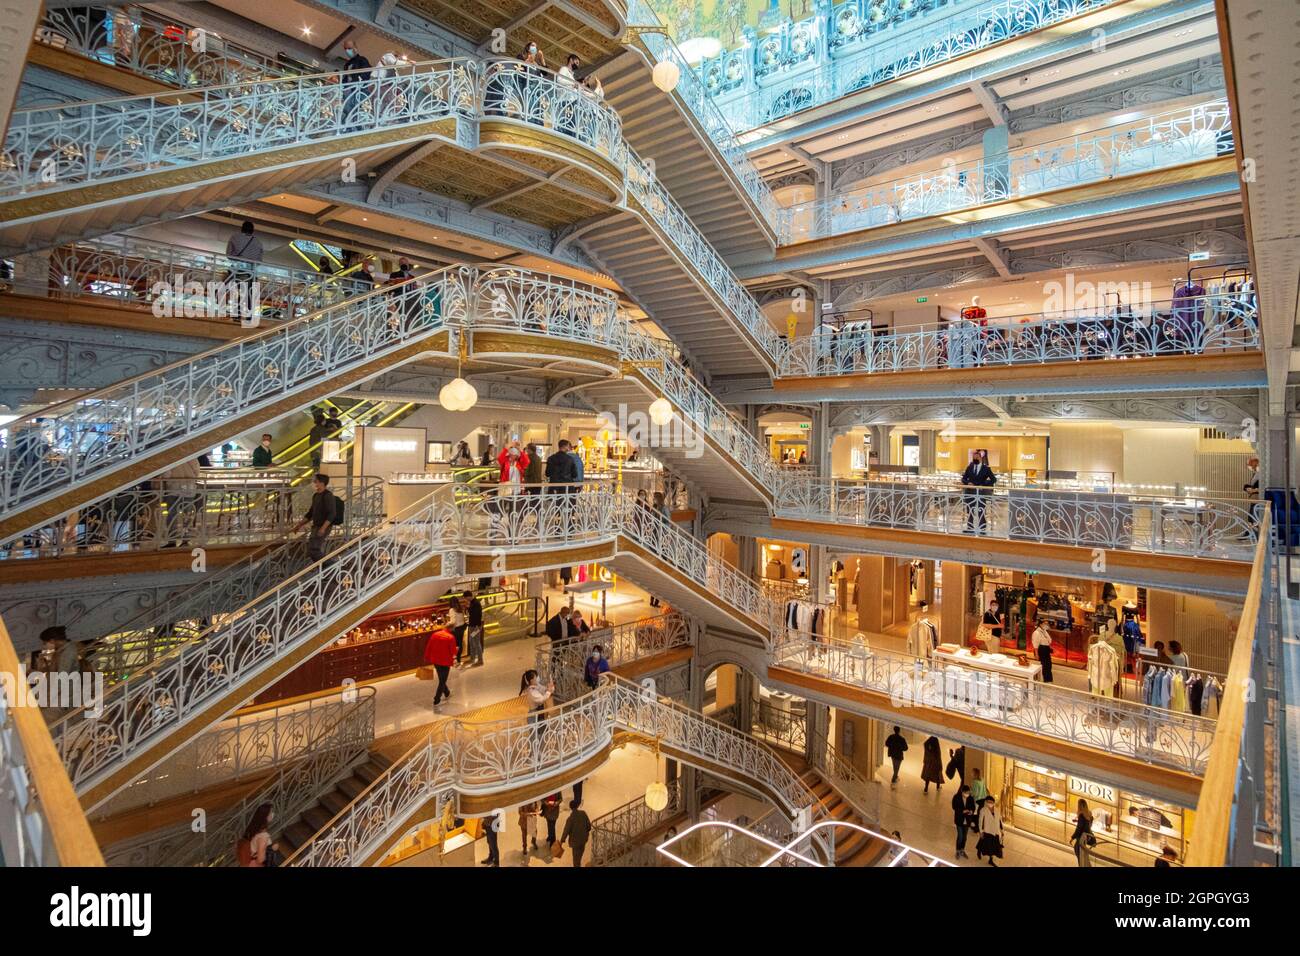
top-left (546, 605), bottom-right (574, 642)
top-left (545, 438), bottom-right (579, 490)
top-left (961, 450), bottom-right (996, 535)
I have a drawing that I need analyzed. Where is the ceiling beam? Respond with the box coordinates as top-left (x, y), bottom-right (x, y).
top-left (968, 81), bottom-right (1007, 127)
top-left (367, 141), bottom-right (443, 204)
top-left (970, 236), bottom-right (1013, 279)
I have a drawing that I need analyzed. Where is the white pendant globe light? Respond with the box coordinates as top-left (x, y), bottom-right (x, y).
top-left (644, 780), bottom-right (669, 812)
top-left (651, 59), bottom-right (680, 93)
top-left (439, 377), bottom-right (478, 412)
top-left (648, 397), bottom-right (674, 426)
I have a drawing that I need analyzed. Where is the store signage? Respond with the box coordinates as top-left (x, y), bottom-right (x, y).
top-left (1020, 453), bottom-right (1036, 461)
top-left (936, 451), bottom-right (950, 458)
top-left (1068, 775), bottom-right (1115, 804)
top-left (374, 439), bottom-right (417, 452)
top-left (1188, 250), bottom-right (1210, 261)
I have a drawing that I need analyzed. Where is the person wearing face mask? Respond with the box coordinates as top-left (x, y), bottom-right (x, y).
top-left (583, 644), bottom-right (610, 689)
top-left (961, 449), bottom-right (996, 535)
top-left (238, 802), bottom-right (281, 867)
top-left (251, 433), bottom-right (274, 468)
top-left (339, 40), bottom-right (373, 130)
top-left (519, 39), bottom-right (546, 70)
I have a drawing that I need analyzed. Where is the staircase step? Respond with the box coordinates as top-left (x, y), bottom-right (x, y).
top-left (301, 806), bottom-right (334, 834)
top-left (283, 821), bottom-right (315, 849)
top-left (336, 776), bottom-right (367, 801)
top-left (319, 791), bottom-right (351, 817)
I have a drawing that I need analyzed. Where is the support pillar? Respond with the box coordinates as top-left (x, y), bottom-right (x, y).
top-left (940, 561), bottom-right (977, 646)
top-left (982, 125), bottom-right (1010, 201)
top-left (10, 251), bottom-right (52, 296)
top-left (805, 699), bottom-right (829, 766)
top-left (811, 401), bottom-right (831, 476)
top-left (870, 425), bottom-right (892, 465)
top-left (917, 428), bottom-right (937, 473)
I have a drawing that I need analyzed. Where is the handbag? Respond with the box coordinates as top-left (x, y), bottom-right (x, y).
top-left (550, 840), bottom-right (564, 859)
top-left (974, 623), bottom-right (995, 648)
top-left (416, 665), bottom-right (435, 681)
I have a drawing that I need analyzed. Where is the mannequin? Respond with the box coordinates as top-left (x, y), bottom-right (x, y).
top-left (1087, 633), bottom-right (1120, 698)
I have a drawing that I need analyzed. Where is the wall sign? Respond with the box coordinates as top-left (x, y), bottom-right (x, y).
top-left (1068, 775), bottom-right (1115, 804)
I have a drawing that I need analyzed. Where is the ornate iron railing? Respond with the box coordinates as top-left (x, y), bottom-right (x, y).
top-left (0, 268), bottom-right (464, 527)
top-left (48, 486), bottom-right (462, 800)
top-left (97, 686), bottom-right (376, 817)
top-left (589, 777), bottom-right (684, 865)
top-left (696, 0), bottom-right (1121, 133)
top-left (28, 235), bottom-right (371, 321)
top-left (288, 674), bottom-right (815, 866)
top-left (752, 698), bottom-right (808, 753)
top-left (771, 633), bottom-right (1217, 774)
top-left (37, 5), bottom-right (314, 92)
top-left (535, 611), bottom-right (689, 701)
top-left (774, 291), bottom-right (1260, 376)
top-left (0, 474), bottom-right (385, 563)
top-left (624, 0), bottom-right (781, 232)
top-left (1, 60), bottom-right (479, 197)
top-left (779, 101), bottom-right (1234, 241)
top-left (481, 59), bottom-right (624, 165)
top-left (773, 475), bottom-right (1259, 560)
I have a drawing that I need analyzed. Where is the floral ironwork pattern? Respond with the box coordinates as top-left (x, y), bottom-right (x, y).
top-left (772, 634), bottom-right (1216, 774)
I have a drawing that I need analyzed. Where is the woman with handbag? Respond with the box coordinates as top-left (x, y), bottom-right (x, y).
top-left (237, 803), bottom-right (281, 867)
top-left (976, 796), bottom-right (1004, 867)
top-left (1071, 799), bottom-right (1096, 867)
top-left (540, 792), bottom-right (562, 859)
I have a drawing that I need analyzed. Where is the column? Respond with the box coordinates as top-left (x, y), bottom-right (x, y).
top-left (982, 126), bottom-right (1010, 201)
top-left (804, 699), bottom-right (829, 766)
top-left (917, 428), bottom-right (937, 473)
top-left (870, 425), bottom-right (892, 465)
top-left (1146, 589), bottom-right (1176, 650)
top-left (811, 401), bottom-right (831, 476)
top-left (810, 544), bottom-right (829, 605)
top-left (855, 554), bottom-right (886, 633)
top-left (940, 561), bottom-right (977, 645)
top-left (11, 251), bottom-right (52, 297)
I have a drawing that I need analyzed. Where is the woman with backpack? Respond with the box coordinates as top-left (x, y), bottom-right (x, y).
top-left (238, 802), bottom-right (280, 867)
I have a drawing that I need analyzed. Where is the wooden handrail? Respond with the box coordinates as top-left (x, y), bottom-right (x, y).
top-left (1185, 503), bottom-right (1270, 866)
top-left (0, 616), bottom-right (105, 866)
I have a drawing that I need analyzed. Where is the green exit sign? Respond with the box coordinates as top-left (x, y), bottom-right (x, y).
top-left (916, 296), bottom-right (929, 303)
top-left (798, 422), bottom-right (810, 429)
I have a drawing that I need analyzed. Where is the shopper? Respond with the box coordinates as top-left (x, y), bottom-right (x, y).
top-left (160, 456), bottom-right (203, 548)
top-left (1155, 846), bottom-right (1178, 868)
top-left (520, 669), bottom-right (554, 739)
top-left (960, 450), bottom-right (996, 535)
top-left (449, 597), bottom-right (467, 666)
top-left (1070, 798), bottom-right (1095, 867)
top-left (523, 442), bottom-right (544, 490)
top-left (481, 809), bottom-right (501, 867)
top-left (1168, 640), bottom-right (1189, 670)
top-left (980, 600), bottom-right (1003, 651)
top-left (308, 409), bottom-right (329, 470)
top-left (497, 441), bottom-right (528, 487)
top-left (884, 726), bottom-right (908, 787)
top-left (546, 605), bottom-right (574, 641)
top-left (450, 440), bottom-right (474, 468)
top-left (252, 433), bottom-right (274, 467)
top-left (921, 735), bottom-right (944, 793)
top-left (1153, 640), bottom-right (1174, 665)
top-left (480, 443), bottom-right (496, 468)
top-left (952, 784), bottom-right (976, 859)
top-left (294, 473), bottom-right (337, 562)
top-left (570, 609), bottom-right (592, 635)
top-left (968, 766), bottom-right (988, 805)
top-left (466, 595), bottom-right (485, 667)
top-left (225, 221), bottom-right (263, 321)
top-left (976, 796), bottom-right (1004, 866)
top-left (237, 803), bottom-right (280, 867)
top-left (945, 744), bottom-right (965, 784)
top-left (540, 792), bottom-right (562, 853)
top-left (583, 645), bottom-right (610, 689)
top-left (340, 39), bottom-right (373, 129)
top-left (546, 438), bottom-right (579, 488)
top-left (519, 802), bottom-right (539, 857)
top-left (423, 625), bottom-right (457, 707)
top-left (1243, 455), bottom-right (1261, 534)
top-left (557, 53), bottom-right (580, 135)
top-left (34, 625), bottom-right (80, 721)
top-left (560, 798), bottom-right (591, 867)
top-left (1032, 619), bottom-right (1054, 683)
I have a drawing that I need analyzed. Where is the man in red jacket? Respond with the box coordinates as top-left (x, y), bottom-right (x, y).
top-left (424, 627), bottom-right (458, 707)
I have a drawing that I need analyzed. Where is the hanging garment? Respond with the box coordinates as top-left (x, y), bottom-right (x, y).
top-left (1187, 677), bottom-right (1203, 716)
top-left (1202, 679), bottom-right (1220, 718)
top-left (1170, 672), bottom-right (1187, 713)
top-left (1087, 642), bottom-right (1119, 697)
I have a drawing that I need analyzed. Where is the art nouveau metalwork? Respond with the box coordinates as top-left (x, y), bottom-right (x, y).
top-left (0, 269), bottom-right (466, 524)
top-left (773, 475), bottom-right (1259, 559)
top-left (38, 5), bottom-right (311, 92)
top-left (694, 0), bottom-right (1120, 134)
top-left (100, 687), bottom-right (376, 817)
top-left (40, 236), bottom-right (371, 321)
top-left (536, 611), bottom-right (690, 701)
top-left (771, 633), bottom-right (1216, 774)
top-left (779, 102), bottom-right (1234, 242)
top-left (289, 674), bottom-right (815, 867)
top-left (774, 291), bottom-right (1260, 376)
top-left (0, 475), bottom-right (384, 563)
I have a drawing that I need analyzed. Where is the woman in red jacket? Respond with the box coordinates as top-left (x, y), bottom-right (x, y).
top-left (497, 442), bottom-right (529, 489)
top-left (424, 627), bottom-right (458, 706)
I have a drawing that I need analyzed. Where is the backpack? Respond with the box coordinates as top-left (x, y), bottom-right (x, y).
top-left (332, 493), bottom-right (345, 526)
top-left (236, 837), bottom-right (253, 867)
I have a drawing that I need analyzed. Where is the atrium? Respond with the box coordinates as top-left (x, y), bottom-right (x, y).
top-left (0, 0), bottom-right (1294, 889)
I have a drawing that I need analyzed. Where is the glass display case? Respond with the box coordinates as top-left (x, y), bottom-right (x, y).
top-left (1009, 762), bottom-right (1187, 864)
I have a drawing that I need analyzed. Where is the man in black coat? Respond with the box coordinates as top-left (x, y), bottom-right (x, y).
top-left (545, 605), bottom-right (574, 642)
top-left (952, 784), bottom-right (976, 860)
top-left (545, 439), bottom-right (579, 489)
top-left (960, 450), bottom-right (996, 535)
top-left (339, 39), bottom-right (373, 129)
